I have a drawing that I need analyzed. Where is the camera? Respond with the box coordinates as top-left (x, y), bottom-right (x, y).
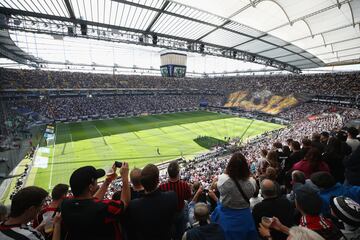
top-left (114, 161), bottom-right (122, 168)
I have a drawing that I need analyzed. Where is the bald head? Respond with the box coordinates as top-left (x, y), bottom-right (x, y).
top-left (194, 203), bottom-right (209, 223)
top-left (260, 179), bottom-right (277, 199)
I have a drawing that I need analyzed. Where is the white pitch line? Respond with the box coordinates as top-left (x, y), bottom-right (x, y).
top-left (48, 125), bottom-right (57, 189)
top-left (94, 125), bottom-right (103, 137)
top-left (69, 133), bottom-right (74, 148)
top-left (94, 125), bottom-right (113, 150)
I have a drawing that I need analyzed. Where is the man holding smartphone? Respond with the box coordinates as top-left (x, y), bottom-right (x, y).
top-left (60, 163), bottom-right (130, 240)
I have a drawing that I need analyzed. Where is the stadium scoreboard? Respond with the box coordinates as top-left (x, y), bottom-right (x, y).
top-left (160, 52), bottom-right (187, 78)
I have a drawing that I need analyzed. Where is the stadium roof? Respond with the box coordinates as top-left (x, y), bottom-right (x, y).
top-left (0, 0), bottom-right (359, 73)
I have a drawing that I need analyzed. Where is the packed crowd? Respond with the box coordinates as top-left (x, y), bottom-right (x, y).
top-left (1, 106), bottom-right (360, 240)
top-left (1, 68), bottom-right (360, 96)
top-left (277, 103), bottom-right (336, 121)
top-left (6, 95), bottom-right (224, 120)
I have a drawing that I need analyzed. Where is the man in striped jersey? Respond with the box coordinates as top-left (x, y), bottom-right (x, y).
top-left (60, 164), bottom-right (130, 240)
top-left (0, 186), bottom-right (48, 240)
top-left (159, 161), bottom-right (191, 240)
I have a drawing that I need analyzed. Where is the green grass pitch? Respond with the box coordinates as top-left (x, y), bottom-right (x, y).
top-left (27, 111), bottom-right (284, 190)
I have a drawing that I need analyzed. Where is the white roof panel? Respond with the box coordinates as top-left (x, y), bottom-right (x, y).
top-left (259, 48), bottom-right (293, 58)
top-left (260, 35), bottom-right (288, 47)
top-left (276, 55), bottom-right (305, 63)
top-left (306, 5), bottom-right (353, 35)
top-left (322, 26), bottom-right (360, 46)
top-left (269, 21), bottom-right (312, 42)
top-left (284, 45), bottom-right (305, 54)
top-left (170, 0), bottom-right (249, 19)
top-left (235, 40), bottom-right (274, 53)
top-left (202, 29), bottom-right (252, 48)
top-left (151, 14), bottom-right (215, 40)
top-left (230, 1), bottom-right (289, 32)
top-left (224, 22), bottom-right (264, 38)
top-left (2, 0), bottom-right (360, 69)
top-left (276, 0), bottom-right (331, 20)
top-left (332, 38), bottom-right (360, 52)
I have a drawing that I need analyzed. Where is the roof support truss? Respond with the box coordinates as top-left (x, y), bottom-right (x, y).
top-left (145, 0), bottom-right (169, 32)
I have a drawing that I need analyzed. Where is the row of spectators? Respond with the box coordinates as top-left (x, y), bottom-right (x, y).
top-left (1, 68), bottom-right (360, 96)
top-left (5, 95), bottom-right (224, 120)
top-left (4, 94), bottom-right (354, 123)
top-left (276, 103), bottom-right (336, 121)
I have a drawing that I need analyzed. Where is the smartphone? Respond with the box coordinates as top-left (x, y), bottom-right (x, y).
top-left (114, 161), bottom-right (122, 168)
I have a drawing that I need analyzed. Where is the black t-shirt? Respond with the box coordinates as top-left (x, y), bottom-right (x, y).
top-left (285, 151), bottom-right (305, 171)
top-left (61, 198), bottom-right (125, 240)
top-left (126, 189), bottom-right (177, 240)
top-left (131, 188), bottom-right (145, 200)
top-left (252, 196), bottom-right (295, 240)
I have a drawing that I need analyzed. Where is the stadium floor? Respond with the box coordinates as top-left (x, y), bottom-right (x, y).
top-left (27, 111), bottom-right (284, 190)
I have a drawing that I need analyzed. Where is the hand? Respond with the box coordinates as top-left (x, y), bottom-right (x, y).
top-left (208, 189), bottom-right (218, 201)
top-left (270, 217), bottom-right (283, 231)
top-left (258, 223), bottom-right (271, 238)
top-left (35, 220), bottom-right (46, 231)
top-left (120, 162), bottom-right (129, 179)
top-left (105, 164), bottom-right (117, 183)
top-left (196, 186), bottom-right (203, 195)
top-left (53, 212), bottom-right (61, 225)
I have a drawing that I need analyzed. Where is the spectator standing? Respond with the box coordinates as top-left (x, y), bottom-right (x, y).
top-left (292, 148), bottom-right (330, 178)
top-left (0, 186), bottom-right (48, 240)
top-left (344, 146), bottom-right (360, 186)
top-left (61, 164), bottom-right (130, 240)
top-left (330, 196), bottom-right (360, 239)
top-left (126, 164), bottom-right (178, 240)
top-left (159, 161), bottom-right (192, 240)
top-left (286, 141), bottom-right (304, 170)
top-left (309, 172), bottom-right (360, 216)
top-left (322, 137), bottom-right (345, 183)
top-left (182, 203), bottom-right (225, 240)
top-left (129, 168), bottom-right (145, 200)
top-left (33, 184), bottom-right (69, 239)
top-left (211, 152), bottom-right (258, 240)
top-left (294, 185), bottom-right (344, 239)
top-left (311, 133), bottom-right (324, 153)
top-left (252, 179), bottom-right (294, 240)
top-left (346, 127), bottom-right (360, 153)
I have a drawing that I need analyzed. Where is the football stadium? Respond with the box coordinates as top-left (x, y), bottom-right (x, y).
top-left (0, 0), bottom-right (360, 239)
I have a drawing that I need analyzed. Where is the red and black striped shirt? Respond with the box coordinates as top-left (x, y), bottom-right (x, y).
top-left (60, 198), bottom-right (125, 240)
top-left (159, 180), bottom-right (191, 211)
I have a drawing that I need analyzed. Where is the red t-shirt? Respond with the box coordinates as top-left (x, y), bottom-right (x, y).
top-left (159, 180), bottom-right (191, 211)
top-left (292, 160), bottom-right (330, 178)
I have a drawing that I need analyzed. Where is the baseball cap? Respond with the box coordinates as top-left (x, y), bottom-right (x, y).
top-left (330, 196), bottom-right (360, 227)
top-left (295, 185), bottom-right (322, 215)
top-left (69, 166), bottom-right (105, 196)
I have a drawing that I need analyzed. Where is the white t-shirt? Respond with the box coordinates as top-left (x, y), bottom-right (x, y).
top-left (346, 138), bottom-right (360, 153)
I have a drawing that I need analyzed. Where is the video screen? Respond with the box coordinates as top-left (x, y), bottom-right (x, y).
top-left (160, 66), bottom-right (169, 77)
top-left (173, 66), bottom-right (186, 78)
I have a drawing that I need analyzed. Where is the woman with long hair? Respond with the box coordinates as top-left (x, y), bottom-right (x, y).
top-left (322, 137), bottom-right (345, 183)
top-left (292, 148), bottom-right (330, 178)
top-left (211, 152), bottom-right (258, 240)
